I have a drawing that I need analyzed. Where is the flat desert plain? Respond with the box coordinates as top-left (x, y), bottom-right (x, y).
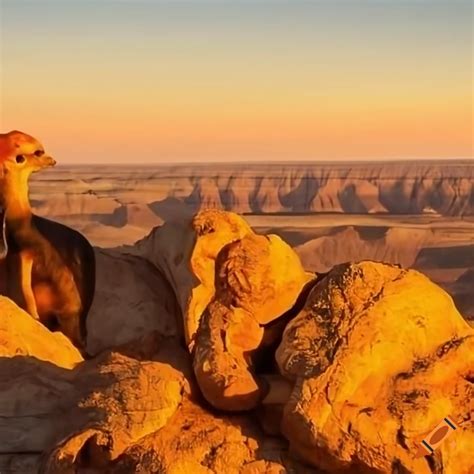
top-left (29, 160), bottom-right (474, 320)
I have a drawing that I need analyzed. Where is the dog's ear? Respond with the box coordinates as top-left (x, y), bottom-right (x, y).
top-left (0, 206), bottom-right (7, 260)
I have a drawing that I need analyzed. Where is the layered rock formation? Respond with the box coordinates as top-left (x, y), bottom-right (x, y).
top-left (0, 211), bottom-right (473, 473)
top-left (30, 162), bottom-right (474, 221)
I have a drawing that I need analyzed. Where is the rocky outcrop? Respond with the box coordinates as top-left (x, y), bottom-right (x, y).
top-left (276, 261), bottom-right (473, 474)
top-left (41, 336), bottom-right (192, 473)
top-left (0, 324), bottom-right (191, 472)
top-left (1, 210), bottom-right (473, 473)
top-left (193, 232), bottom-right (313, 410)
top-left (129, 209), bottom-right (255, 349)
top-left (111, 399), bottom-right (289, 474)
top-left (128, 210), bottom-right (313, 410)
top-left (0, 301), bottom-right (292, 473)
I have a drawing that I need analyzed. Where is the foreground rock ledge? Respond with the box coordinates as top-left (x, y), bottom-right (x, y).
top-left (0, 324), bottom-right (191, 472)
top-left (0, 303), bottom-right (295, 473)
top-left (0, 218), bottom-right (473, 474)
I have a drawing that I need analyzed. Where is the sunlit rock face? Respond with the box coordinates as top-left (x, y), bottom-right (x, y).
top-left (0, 328), bottom-right (191, 472)
top-left (128, 209), bottom-right (255, 349)
top-left (0, 296), bottom-right (83, 369)
top-left (193, 230), bottom-right (314, 411)
top-left (0, 212), bottom-right (472, 474)
top-left (111, 398), bottom-right (289, 474)
top-left (276, 261), bottom-right (473, 474)
top-left (128, 209), bottom-right (313, 411)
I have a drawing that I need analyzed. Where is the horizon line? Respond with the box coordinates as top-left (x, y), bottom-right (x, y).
top-left (54, 157), bottom-right (474, 166)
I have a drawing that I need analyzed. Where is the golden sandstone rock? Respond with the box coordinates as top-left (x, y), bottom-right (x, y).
top-left (131, 209), bottom-right (254, 349)
top-left (276, 261), bottom-right (473, 473)
top-left (42, 342), bottom-right (191, 472)
top-left (0, 328), bottom-right (189, 472)
top-left (131, 210), bottom-right (313, 410)
top-left (112, 399), bottom-right (288, 474)
top-left (193, 232), bottom-right (313, 410)
top-left (0, 210), bottom-right (473, 474)
top-left (0, 296), bottom-right (82, 369)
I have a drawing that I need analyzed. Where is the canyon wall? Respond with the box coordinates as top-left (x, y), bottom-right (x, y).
top-left (30, 161), bottom-right (474, 225)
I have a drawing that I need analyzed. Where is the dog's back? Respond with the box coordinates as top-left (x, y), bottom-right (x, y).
top-left (32, 215), bottom-right (96, 342)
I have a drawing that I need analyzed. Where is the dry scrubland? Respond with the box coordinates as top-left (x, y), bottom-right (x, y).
top-left (29, 161), bottom-right (474, 319)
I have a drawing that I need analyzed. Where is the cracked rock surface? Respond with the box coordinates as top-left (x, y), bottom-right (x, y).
top-left (276, 261), bottom-right (474, 474)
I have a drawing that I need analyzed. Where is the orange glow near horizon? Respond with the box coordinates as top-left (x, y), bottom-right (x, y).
top-left (1, 1), bottom-right (472, 163)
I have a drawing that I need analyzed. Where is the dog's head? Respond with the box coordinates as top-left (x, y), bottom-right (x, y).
top-left (0, 130), bottom-right (56, 181)
top-left (0, 130), bottom-right (55, 259)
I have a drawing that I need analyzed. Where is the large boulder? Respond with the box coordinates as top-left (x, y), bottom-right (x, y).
top-left (86, 249), bottom-right (180, 356)
top-left (41, 339), bottom-right (191, 473)
top-left (127, 210), bottom-right (314, 411)
top-left (276, 261), bottom-right (474, 474)
top-left (129, 209), bottom-right (254, 349)
top-left (111, 398), bottom-right (289, 474)
top-left (193, 232), bottom-right (314, 411)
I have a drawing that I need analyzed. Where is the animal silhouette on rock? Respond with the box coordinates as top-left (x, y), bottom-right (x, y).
top-left (0, 130), bottom-right (95, 350)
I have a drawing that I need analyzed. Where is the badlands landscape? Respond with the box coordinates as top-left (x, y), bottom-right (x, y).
top-left (29, 160), bottom-right (474, 319)
top-left (0, 159), bottom-right (473, 473)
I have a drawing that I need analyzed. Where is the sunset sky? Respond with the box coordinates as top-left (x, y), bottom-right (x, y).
top-left (0, 0), bottom-right (472, 163)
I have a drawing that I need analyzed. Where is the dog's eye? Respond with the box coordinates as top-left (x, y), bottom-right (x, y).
top-left (16, 155), bottom-right (26, 164)
top-left (34, 150), bottom-right (44, 157)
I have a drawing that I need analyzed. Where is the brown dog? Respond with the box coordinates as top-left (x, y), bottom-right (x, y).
top-left (0, 130), bottom-right (95, 350)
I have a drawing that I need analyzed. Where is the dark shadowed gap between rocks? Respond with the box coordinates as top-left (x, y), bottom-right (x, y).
top-left (253, 273), bottom-right (324, 376)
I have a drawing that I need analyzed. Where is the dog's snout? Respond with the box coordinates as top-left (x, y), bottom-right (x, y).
top-left (43, 155), bottom-right (56, 167)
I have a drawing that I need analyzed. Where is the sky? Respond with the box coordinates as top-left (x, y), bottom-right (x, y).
top-left (0, 0), bottom-right (472, 164)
